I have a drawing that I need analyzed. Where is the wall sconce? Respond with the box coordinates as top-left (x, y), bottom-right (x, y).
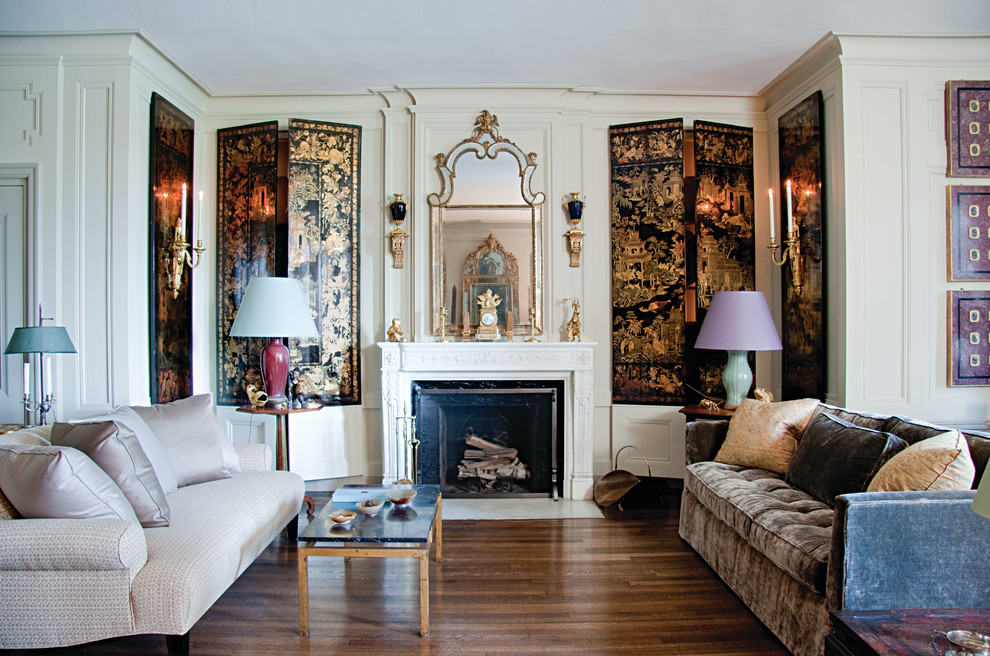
top-left (767, 180), bottom-right (803, 294)
top-left (389, 193), bottom-right (408, 269)
top-left (164, 184), bottom-right (205, 299)
top-left (564, 192), bottom-right (585, 268)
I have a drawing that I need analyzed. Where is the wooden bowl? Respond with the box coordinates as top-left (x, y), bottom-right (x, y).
top-left (329, 510), bottom-right (356, 524)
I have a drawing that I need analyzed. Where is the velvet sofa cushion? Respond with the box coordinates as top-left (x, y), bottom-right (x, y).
top-left (0, 444), bottom-right (139, 522)
top-left (714, 398), bottom-right (819, 474)
top-left (51, 421), bottom-right (170, 527)
top-left (785, 413), bottom-right (906, 506)
top-left (684, 461), bottom-right (833, 593)
top-left (883, 416), bottom-right (990, 488)
top-left (131, 394), bottom-right (230, 487)
top-left (867, 430), bottom-right (975, 492)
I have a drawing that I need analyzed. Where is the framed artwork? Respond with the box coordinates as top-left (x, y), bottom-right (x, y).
top-left (947, 185), bottom-right (990, 281)
top-left (287, 119), bottom-right (362, 406)
top-left (692, 120), bottom-right (755, 400)
top-left (148, 93), bottom-right (194, 404)
top-left (215, 121), bottom-right (279, 406)
top-left (948, 290), bottom-right (990, 386)
top-left (462, 234), bottom-right (519, 328)
top-left (778, 90), bottom-right (827, 401)
top-left (946, 80), bottom-right (990, 177)
top-left (609, 119), bottom-right (686, 405)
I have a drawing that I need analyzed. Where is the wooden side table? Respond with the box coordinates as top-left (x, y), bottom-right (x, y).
top-left (235, 405), bottom-right (323, 472)
top-left (678, 404), bottom-right (735, 422)
top-left (828, 609), bottom-right (990, 656)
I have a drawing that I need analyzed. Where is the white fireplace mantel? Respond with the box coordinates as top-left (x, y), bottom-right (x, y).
top-left (379, 341), bottom-right (597, 500)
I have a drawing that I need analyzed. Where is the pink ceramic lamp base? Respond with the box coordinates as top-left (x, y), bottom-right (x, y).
top-left (260, 337), bottom-right (289, 406)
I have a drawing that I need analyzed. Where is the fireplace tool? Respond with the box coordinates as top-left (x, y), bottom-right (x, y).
top-left (594, 445), bottom-right (657, 509)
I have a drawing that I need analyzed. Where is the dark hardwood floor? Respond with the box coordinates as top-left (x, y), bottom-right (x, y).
top-left (1, 492), bottom-right (790, 655)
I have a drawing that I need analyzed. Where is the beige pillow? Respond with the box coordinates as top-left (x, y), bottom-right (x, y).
top-left (0, 444), bottom-right (139, 522)
top-left (51, 421), bottom-right (170, 527)
top-left (867, 430), bottom-right (975, 492)
top-left (0, 490), bottom-right (20, 520)
top-left (714, 397), bottom-right (820, 474)
top-left (131, 393), bottom-right (230, 487)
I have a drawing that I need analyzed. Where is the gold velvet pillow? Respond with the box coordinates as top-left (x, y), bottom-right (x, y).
top-left (867, 430), bottom-right (975, 492)
top-left (714, 398), bottom-right (820, 474)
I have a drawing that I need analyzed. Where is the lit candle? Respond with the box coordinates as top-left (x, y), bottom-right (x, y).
top-left (785, 179), bottom-right (794, 235)
top-left (768, 188), bottom-right (775, 241)
top-left (23, 362), bottom-right (29, 397)
top-left (197, 190), bottom-right (204, 243)
top-left (180, 183), bottom-right (187, 234)
top-left (44, 356), bottom-right (51, 397)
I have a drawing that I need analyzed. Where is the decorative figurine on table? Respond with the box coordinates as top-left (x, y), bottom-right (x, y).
top-left (566, 298), bottom-right (582, 342)
top-left (246, 384), bottom-right (268, 408)
top-left (386, 318), bottom-right (407, 342)
top-left (754, 387), bottom-right (774, 403)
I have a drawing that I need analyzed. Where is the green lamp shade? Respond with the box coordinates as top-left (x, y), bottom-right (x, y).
top-left (4, 326), bottom-right (77, 354)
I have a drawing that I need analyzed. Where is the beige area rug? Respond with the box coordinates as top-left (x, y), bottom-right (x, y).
top-left (441, 498), bottom-right (603, 520)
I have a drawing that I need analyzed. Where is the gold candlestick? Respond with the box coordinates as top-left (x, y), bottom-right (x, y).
top-left (439, 306), bottom-right (449, 342)
top-left (526, 307), bottom-right (539, 342)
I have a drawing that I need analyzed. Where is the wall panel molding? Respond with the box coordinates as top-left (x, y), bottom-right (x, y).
top-left (0, 82), bottom-right (41, 147)
top-left (74, 80), bottom-right (114, 408)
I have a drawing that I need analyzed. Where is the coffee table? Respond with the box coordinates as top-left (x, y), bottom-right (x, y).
top-left (297, 485), bottom-right (442, 637)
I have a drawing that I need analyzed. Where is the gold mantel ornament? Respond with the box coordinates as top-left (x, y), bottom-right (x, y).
top-left (565, 298), bottom-right (582, 342)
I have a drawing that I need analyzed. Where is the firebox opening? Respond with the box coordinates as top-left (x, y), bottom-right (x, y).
top-left (413, 380), bottom-right (564, 499)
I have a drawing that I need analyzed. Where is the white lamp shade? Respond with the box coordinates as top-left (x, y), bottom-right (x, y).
top-left (229, 277), bottom-right (319, 338)
top-left (694, 291), bottom-right (783, 352)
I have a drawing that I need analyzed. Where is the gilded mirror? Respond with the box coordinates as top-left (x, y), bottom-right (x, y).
top-left (429, 111), bottom-right (544, 338)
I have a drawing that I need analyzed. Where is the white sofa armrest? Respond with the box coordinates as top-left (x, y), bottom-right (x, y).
top-left (234, 443), bottom-right (273, 472)
top-left (0, 519), bottom-right (147, 579)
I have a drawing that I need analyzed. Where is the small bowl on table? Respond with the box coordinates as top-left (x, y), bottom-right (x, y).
top-left (328, 509), bottom-right (357, 524)
top-left (355, 498), bottom-right (385, 516)
top-left (386, 488), bottom-right (417, 507)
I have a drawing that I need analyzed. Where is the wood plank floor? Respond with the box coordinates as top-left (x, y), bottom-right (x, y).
top-left (0, 493), bottom-right (790, 655)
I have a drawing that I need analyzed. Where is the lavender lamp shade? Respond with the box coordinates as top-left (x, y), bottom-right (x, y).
top-left (694, 291), bottom-right (782, 352)
top-left (229, 277), bottom-right (318, 404)
top-left (694, 291), bottom-right (781, 407)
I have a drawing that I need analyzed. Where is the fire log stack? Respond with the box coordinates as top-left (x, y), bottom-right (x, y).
top-left (457, 434), bottom-right (529, 489)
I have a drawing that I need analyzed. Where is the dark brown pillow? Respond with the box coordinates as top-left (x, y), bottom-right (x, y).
top-left (785, 413), bottom-right (907, 506)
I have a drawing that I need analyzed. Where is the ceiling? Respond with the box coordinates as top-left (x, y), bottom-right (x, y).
top-left (1, 0), bottom-right (989, 97)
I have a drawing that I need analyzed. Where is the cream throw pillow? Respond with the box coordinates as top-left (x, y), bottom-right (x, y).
top-left (867, 429), bottom-right (975, 492)
top-left (714, 398), bottom-right (820, 474)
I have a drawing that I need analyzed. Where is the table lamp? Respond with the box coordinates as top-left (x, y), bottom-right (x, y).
top-left (694, 291), bottom-right (782, 408)
top-left (229, 277), bottom-right (319, 408)
top-left (4, 306), bottom-right (77, 425)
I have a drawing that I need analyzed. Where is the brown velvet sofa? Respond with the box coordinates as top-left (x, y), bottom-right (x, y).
top-left (678, 403), bottom-right (990, 656)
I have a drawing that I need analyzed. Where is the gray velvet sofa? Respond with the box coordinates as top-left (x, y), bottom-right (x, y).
top-left (678, 403), bottom-right (990, 656)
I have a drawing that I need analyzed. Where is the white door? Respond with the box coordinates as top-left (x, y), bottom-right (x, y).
top-left (0, 177), bottom-right (28, 424)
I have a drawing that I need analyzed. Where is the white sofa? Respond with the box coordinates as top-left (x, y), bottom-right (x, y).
top-left (0, 424), bottom-right (304, 655)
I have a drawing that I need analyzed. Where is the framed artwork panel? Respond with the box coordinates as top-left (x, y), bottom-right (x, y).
top-left (948, 290), bottom-right (990, 386)
top-left (946, 80), bottom-right (990, 177)
top-left (148, 93), bottom-right (194, 404)
top-left (947, 185), bottom-right (990, 281)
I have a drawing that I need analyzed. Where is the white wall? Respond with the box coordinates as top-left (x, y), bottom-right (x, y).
top-left (7, 30), bottom-right (985, 483)
top-left (765, 33), bottom-right (990, 431)
top-left (0, 32), bottom-right (207, 423)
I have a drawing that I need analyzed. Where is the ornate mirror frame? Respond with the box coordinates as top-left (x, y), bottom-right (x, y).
top-left (428, 111), bottom-right (545, 338)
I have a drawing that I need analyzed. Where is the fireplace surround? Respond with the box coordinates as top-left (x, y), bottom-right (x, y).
top-left (379, 342), bottom-right (596, 500)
